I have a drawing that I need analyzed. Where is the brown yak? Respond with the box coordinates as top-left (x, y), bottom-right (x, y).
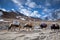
top-left (23, 22), bottom-right (33, 31)
top-left (8, 20), bottom-right (21, 31)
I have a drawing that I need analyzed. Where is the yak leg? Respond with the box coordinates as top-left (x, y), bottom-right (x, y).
top-left (26, 28), bottom-right (28, 31)
top-left (29, 28), bottom-right (31, 31)
top-left (19, 26), bottom-right (21, 31)
top-left (12, 26), bottom-right (15, 31)
top-left (8, 26), bottom-right (13, 31)
top-left (8, 26), bottom-right (12, 31)
top-left (25, 27), bottom-right (28, 31)
top-left (31, 27), bottom-right (34, 31)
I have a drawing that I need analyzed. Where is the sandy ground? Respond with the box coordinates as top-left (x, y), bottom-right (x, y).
top-left (0, 29), bottom-right (60, 40)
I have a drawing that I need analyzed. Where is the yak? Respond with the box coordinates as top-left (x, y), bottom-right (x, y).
top-left (40, 23), bottom-right (47, 29)
top-left (51, 23), bottom-right (60, 30)
top-left (8, 20), bottom-right (21, 31)
top-left (23, 22), bottom-right (33, 31)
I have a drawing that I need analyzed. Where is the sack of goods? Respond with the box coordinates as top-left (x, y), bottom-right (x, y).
top-left (12, 20), bottom-right (20, 25)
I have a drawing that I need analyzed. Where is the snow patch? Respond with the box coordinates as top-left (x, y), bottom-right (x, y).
top-left (20, 18), bottom-right (26, 20)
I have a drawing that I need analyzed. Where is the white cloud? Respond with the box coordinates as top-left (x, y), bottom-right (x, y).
top-left (43, 8), bottom-right (48, 12)
top-left (20, 9), bottom-right (32, 16)
top-left (25, 0), bottom-right (37, 8)
top-left (12, 0), bottom-right (26, 5)
top-left (11, 9), bottom-right (16, 12)
top-left (12, 0), bottom-right (21, 5)
top-left (45, 2), bottom-right (51, 6)
top-left (44, 0), bottom-right (51, 7)
top-left (41, 15), bottom-right (48, 20)
top-left (28, 2), bottom-right (37, 8)
top-left (1, 8), bottom-right (7, 11)
top-left (27, 7), bottom-right (32, 10)
top-left (54, 9), bottom-right (60, 19)
top-left (12, 0), bottom-right (24, 9)
top-left (25, 0), bottom-right (44, 9)
top-left (12, 0), bottom-right (41, 18)
top-left (11, 9), bottom-right (15, 11)
top-left (42, 12), bottom-right (45, 15)
top-left (42, 8), bottom-right (49, 14)
top-left (0, 8), bottom-right (11, 12)
top-left (12, 0), bottom-right (18, 3)
top-left (20, 8), bottom-right (41, 18)
top-left (38, 5), bottom-right (44, 8)
top-left (30, 11), bottom-right (41, 18)
top-left (12, 0), bottom-right (44, 9)
top-left (43, 15), bottom-right (48, 18)
top-left (43, 8), bottom-right (54, 14)
top-left (55, 9), bottom-right (60, 12)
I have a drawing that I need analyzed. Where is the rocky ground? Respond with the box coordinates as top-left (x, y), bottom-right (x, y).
top-left (0, 29), bottom-right (60, 40)
top-left (0, 19), bottom-right (60, 40)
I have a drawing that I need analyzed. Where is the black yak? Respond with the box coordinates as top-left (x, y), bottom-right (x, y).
top-left (40, 23), bottom-right (47, 29)
top-left (51, 23), bottom-right (60, 30)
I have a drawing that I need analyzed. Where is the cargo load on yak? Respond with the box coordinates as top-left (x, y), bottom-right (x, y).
top-left (12, 20), bottom-right (20, 25)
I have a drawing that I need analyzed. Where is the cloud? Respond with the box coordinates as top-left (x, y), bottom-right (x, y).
top-left (42, 8), bottom-right (54, 14)
top-left (12, 0), bottom-right (41, 18)
top-left (25, 0), bottom-right (37, 8)
top-left (11, 9), bottom-right (15, 11)
top-left (42, 8), bottom-right (50, 15)
top-left (12, 0), bottom-right (25, 9)
top-left (41, 15), bottom-right (48, 20)
top-left (43, 15), bottom-right (48, 18)
top-left (42, 8), bottom-right (60, 20)
top-left (55, 9), bottom-right (60, 12)
top-left (54, 9), bottom-right (60, 19)
top-left (45, 0), bottom-right (51, 7)
top-left (30, 11), bottom-right (41, 18)
top-left (45, 2), bottom-right (51, 6)
top-left (43, 8), bottom-right (48, 12)
top-left (12, 0), bottom-right (44, 9)
top-left (20, 9), bottom-right (32, 16)
top-left (28, 2), bottom-right (37, 8)
top-left (1, 8), bottom-right (7, 11)
top-left (11, 9), bottom-right (17, 12)
top-left (38, 5), bottom-right (44, 8)
top-left (12, 0), bottom-right (26, 5)
top-left (41, 8), bottom-right (57, 20)
top-left (20, 8), bottom-right (41, 18)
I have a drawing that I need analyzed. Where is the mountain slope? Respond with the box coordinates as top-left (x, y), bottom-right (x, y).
top-left (0, 10), bottom-right (26, 18)
top-left (0, 10), bottom-right (41, 21)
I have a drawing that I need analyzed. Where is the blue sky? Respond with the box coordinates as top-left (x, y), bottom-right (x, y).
top-left (0, 0), bottom-right (60, 20)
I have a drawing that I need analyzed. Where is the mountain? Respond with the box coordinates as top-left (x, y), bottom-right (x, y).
top-left (0, 10), bottom-right (26, 18)
top-left (0, 10), bottom-right (41, 21)
top-left (0, 9), bottom-right (60, 21)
